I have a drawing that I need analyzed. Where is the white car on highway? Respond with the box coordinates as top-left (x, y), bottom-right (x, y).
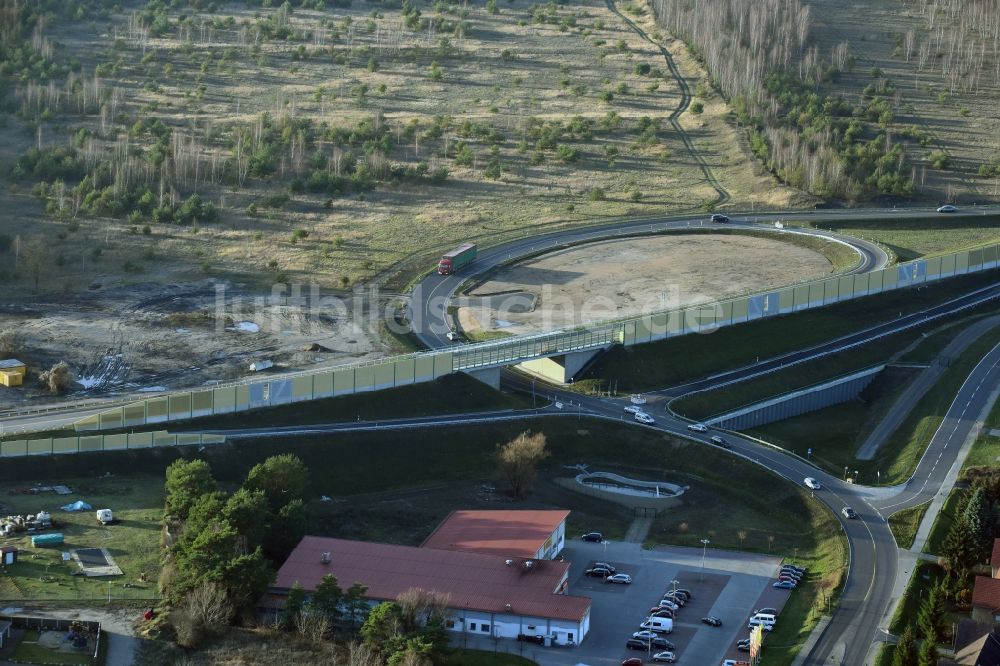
top-left (630, 394), bottom-right (648, 404)
top-left (634, 412), bottom-right (655, 424)
top-left (804, 477), bottom-right (821, 490)
top-left (624, 405), bottom-right (643, 415)
top-left (687, 423), bottom-right (708, 432)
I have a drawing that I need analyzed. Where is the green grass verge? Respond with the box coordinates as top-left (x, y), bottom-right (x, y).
top-left (800, 214), bottom-right (1000, 261)
top-left (180, 373), bottom-right (531, 431)
top-left (746, 367), bottom-right (916, 478)
top-left (444, 649), bottom-right (538, 665)
top-left (961, 395), bottom-right (1000, 470)
top-left (888, 502), bottom-right (930, 550)
top-left (671, 329), bottom-right (914, 420)
top-left (922, 487), bottom-right (968, 556)
top-left (876, 328), bottom-right (1000, 484)
top-left (580, 270), bottom-right (998, 393)
top-left (0, 477), bottom-right (162, 601)
top-left (9, 641), bottom-right (93, 666)
top-left (873, 642), bottom-right (896, 666)
top-left (889, 560), bottom-right (946, 634)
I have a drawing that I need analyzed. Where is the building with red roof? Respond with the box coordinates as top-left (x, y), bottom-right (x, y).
top-left (973, 577), bottom-right (1000, 624)
top-left (421, 509), bottom-right (568, 559)
top-left (265, 510), bottom-right (590, 645)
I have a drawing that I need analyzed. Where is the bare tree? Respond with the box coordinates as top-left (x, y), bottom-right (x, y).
top-left (19, 236), bottom-right (49, 292)
top-left (494, 431), bottom-right (549, 499)
top-left (38, 361), bottom-right (72, 394)
top-left (395, 588), bottom-right (451, 632)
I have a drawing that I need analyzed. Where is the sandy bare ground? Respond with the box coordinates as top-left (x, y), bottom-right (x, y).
top-left (0, 280), bottom-right (386, 409)
top-left (459, 233), bottom-right (833, 335)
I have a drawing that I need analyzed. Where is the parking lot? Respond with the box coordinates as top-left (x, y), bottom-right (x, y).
top-left (456, 539), bottom-right (791, 665)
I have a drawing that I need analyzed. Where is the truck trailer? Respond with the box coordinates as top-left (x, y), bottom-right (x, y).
top-left (437, 243), bottom-right (477, 275)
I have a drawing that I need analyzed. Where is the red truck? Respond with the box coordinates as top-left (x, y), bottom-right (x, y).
top-left (437, 243), bottom-right (477, 275)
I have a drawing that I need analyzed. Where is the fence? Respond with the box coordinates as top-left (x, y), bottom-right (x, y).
top-left (74, 241), bottom-right (1000, 432)
top-left (0, 431), bottom-right (225, 458)
top-left (706, 366), bottom-right (884, 430)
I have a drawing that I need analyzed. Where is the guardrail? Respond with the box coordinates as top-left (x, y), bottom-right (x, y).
top-left (51, 239), bottom-right (1000, 432)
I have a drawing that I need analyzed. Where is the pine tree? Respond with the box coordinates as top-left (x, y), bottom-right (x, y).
top-left (916, 581), bottom-right (946, 643)
top-left (893, 625), bottom-right (918, 666)
top-left (917, 634), bottom-right (937, 666)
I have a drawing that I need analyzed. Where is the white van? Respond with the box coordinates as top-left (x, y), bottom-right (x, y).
top-left (750, 613), bottom-right (776, 625)
top-left (748, 616), bottom-right (775, 631)
top-left (641, 617), bottom-right (674, 633)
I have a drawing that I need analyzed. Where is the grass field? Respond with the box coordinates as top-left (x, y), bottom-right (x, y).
top-left (801, 215), bottom-right (1000, 261)
top-left (671, 329), bottom-right (915, 420)
top-left (579, 269), bottom-right (999, 393)
top-left (961, 397), bottom-right (1000, 470)
top-left (8, 641), bottom-right (94, 666)
top-left (888, 502), bottom-right (929, 550)
top-left (0, 477), bottom-right (162, 602)
top-left (0, 0), bottom-right (802, 297)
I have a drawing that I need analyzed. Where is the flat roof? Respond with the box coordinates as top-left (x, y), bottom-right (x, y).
top-left (421, 510), bottom-right (569, 558)
top-left (274, 536), bottom-right (590, 622)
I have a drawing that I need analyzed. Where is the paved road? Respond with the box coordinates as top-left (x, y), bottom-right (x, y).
top-left (856, 314), bottom-right (1000, 459)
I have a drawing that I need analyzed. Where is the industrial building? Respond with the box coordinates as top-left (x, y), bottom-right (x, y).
top-left (265, 510), bottom-right (590, 645)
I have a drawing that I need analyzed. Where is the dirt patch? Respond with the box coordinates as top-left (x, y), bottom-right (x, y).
top-left (0, 280), bottom-right (386, 409)
top-left (459, 232), bottom-right (833, 335)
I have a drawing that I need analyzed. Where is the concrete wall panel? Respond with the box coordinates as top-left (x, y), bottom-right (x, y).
top-left (956, 251), bottom-right (969, 273)
top-left (214, 387), bottom-right (237, 414)
top-left (99, 409), bottom-right (123, 431)
top-left (128, 432), bottom-right (154, 449)
top-left (1, 440), bottom-right (27, 457)
top-left (633, 318), bottom-right (652, 344)
top-left (433, 352), bottom-right (452, 378)
top-left (333, 369), bottom-right (354, 396)
top-left (153, 432), bottom-right (176, 448)
top-left (354, 366), bottom-right (374, 392)
top-left (27, 439), bottom-right (51, 455)
top-left (123, 403), bottom-right (146, 427)
top-left (235, 385), bottom-right (250, 410)
top-left (79, 436), bottom-right (104, 452)
top-left (191, 390), bottom-right (214, 416)
top-left (373, 362), bottom-right (395, 389)
top-left (270, 379), bottom-right (293, 405)
top-left (941, 254), bottom-right (956, 276)
top-left (169, 394), bottom-right (192, 420)
top-left (103, 434), bottom-right (128, 451)
top-left (53, 437), bottom-right (77, 454)
top-left (314, 371), bottom-right (334, 398)
top-left (779, 288), bottom-right (795, 312)
top-left (292, 376), bottom-right (313, 399)
top-left (415, 356), bottom-right (435, 381)
top-left (732, 297), bottom-right (749, 322)
top-left (792, 285), bottom-right (810, 311)
top-left (394, 358), bottom-right (415, 386)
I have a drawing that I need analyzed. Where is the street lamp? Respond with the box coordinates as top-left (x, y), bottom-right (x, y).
top-left (700, 539), bottom-right (710, 581)
top-left (844, 466), bottom-right (848, 480)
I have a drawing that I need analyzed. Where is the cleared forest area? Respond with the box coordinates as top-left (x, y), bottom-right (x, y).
top-left (0, 0), bottom-right (796, 296)
top-left (650, 0), bottom-right (1000, 203)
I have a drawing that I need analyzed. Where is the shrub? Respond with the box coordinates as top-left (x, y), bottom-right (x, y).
top-left (588, 187), bottom-right (606, 201)
top-left (690, 101), bottom-right (704, 114)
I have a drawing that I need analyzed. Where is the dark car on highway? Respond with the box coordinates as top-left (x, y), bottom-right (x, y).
top-left (711, 213), bottom-right (730, 223)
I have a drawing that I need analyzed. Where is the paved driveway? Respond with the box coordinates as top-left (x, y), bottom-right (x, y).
top-left (456, 541), bottom-right (784, 665)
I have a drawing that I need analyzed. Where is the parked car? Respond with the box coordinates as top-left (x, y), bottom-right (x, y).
top-left (652, 652), bottom-right (677, 663)
top-left (701, 615), bottom-right (722, 626)
top-left (778, 575), bottom-right (800, 585)
top-left (711, 213), bottom-right (730, 223)
top-left (781, 564), bottom-right (806, 574)
top-left (937, 204), bottom-right (957, 213)
top-left (687, 423), bottom-right (708, 432)
top-left (737, 638), bottom-right (751, 647)
top-left (773, 580), bottom-right (797, 589)
top-left (594, 561), bottom-right (616, 573)
top-left (737, 643), bottom-right (751, 652)
top-left (723, 661), bottom-right (751, 666)
top-left (607, 573), bottom-right (633, 584)
top-left (622, 659), bottom-right (643, 666)
top-left (662, 593), bottom-right (685, 607)
top-left (658, 599), bottom-right (679, 611)
top-left (651, 637), bottom-right (676, 650)
top-left (842, 506), bottom-right (858, 519)
top-left (633, 630), bottom-right (659, 641)
top-left (650, 609), bottom-right (674, 619)
top-left (624, 405), bottom-right (643, 414)
top-left (804, 477), bottom-right (820, 490)
top-left (582, 532), bottom-right (604, 542)
top-left (625, 639), bottom-right (649, 651)
top-left (710, 435), bottom-right (731, 449)
top-left (674, 588), bottom-right (692, 599)
top-left (584, 567), bottom-right (613, 577)
top-left (634, 412), bottom-right (656, 424)
top-left (753, 607), bottom-right (777, 616)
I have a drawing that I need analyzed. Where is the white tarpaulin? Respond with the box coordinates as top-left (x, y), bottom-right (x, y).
top-left (60, 500), bottom-right (92, 512)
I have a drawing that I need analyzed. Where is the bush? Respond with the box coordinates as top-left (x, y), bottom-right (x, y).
top-left (690, 101), bottom-right (704, 114)
top-left (588, 187), bottom-right (606, 201)
top-left (929, 151), bottom-right (951, 169)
